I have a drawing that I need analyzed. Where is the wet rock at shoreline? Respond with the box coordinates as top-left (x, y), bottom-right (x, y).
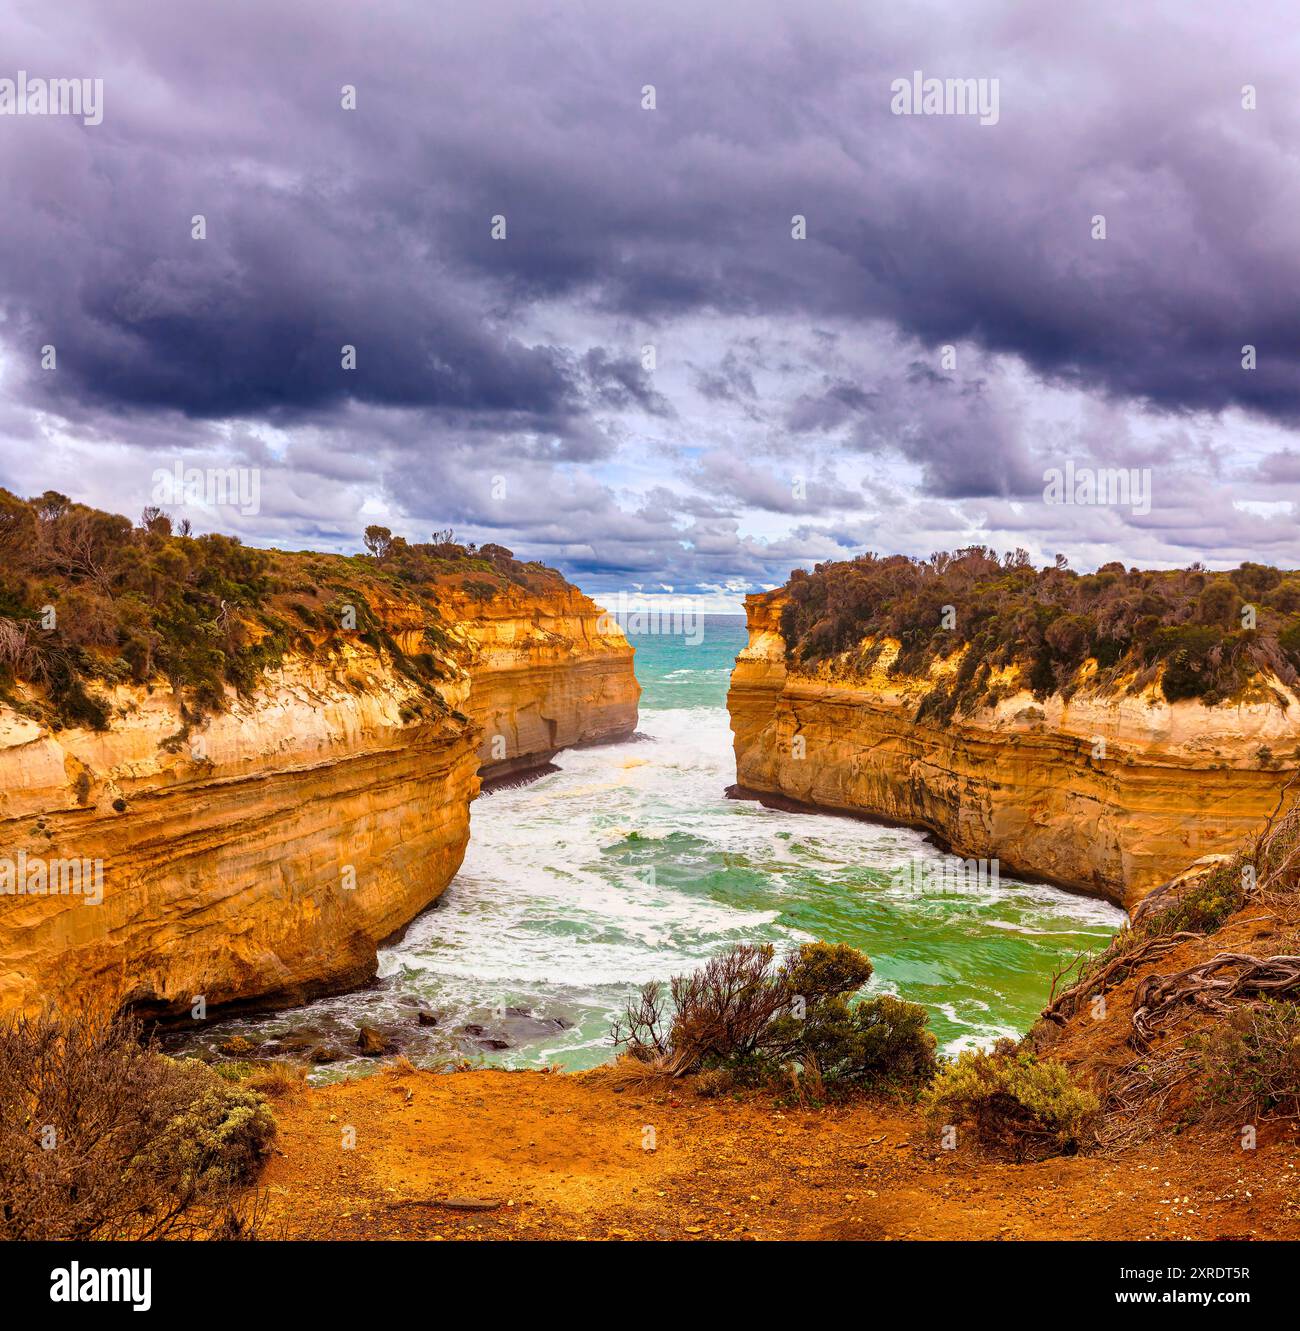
top-left (357, 1024), bottom-right (396, 1056)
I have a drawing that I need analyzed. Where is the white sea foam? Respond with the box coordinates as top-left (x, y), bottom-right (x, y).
top-left (372, 703), bottom-right (1123, 1066)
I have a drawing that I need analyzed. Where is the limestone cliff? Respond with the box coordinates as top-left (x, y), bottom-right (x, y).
top-left (437, 583), bottom-right (639, 780)
top-left (0, 573), bottom-right (636, 1017)
top-left (729, 590), bottom-right (1296, 910)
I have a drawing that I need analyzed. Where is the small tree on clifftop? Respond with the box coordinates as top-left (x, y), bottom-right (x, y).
top-left (363, 524), bottom-right (393, 563)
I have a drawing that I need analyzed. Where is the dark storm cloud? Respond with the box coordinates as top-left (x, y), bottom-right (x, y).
top-left (1, 0), bottom-right (1298, 591)
top-left (579, 349), bottom-right (673, 417)
top-left (787, 362), bottom-right (1042, 499)
top-left (787, 380), bottom-right (874, 433)
top-left (6, 0), bottom-right (1297, 432)
top-left (399, 0), bottom-right (1300, 424)
top-left (693, 351), bottom-right (759, 405)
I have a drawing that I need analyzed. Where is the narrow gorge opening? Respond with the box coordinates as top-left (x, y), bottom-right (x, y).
top-left (167, 616), bottom-right (1124, 1076)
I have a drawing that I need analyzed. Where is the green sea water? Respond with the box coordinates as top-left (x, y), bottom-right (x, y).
top-left (182, 616), bottom-right (1123, 1074)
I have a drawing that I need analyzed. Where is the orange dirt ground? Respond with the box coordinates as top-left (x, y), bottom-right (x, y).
top-left (258, 1066), bottom-right (1300, 1241)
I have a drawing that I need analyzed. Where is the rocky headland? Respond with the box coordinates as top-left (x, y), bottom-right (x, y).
top-left (0, 496), bottom-right (637, 1017)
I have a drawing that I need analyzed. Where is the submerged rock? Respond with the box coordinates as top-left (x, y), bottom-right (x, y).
top-left (458, 1023), bottom-right (511, 1051)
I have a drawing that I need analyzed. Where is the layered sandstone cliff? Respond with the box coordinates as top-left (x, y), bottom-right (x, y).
top-left (729, 591), bottom-right (1296, 910)
top-left (0, 581), bottom-right (637, 1017)
top-left (438, 583), bottom-right (639, 780)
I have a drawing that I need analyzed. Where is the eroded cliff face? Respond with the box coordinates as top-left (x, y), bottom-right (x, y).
top-left (729, 591), bottom-right (1295, 910)
top-left (437, 583), bottom-right (639, 780)
top-left (0, 584), bottom-right (636, 1017)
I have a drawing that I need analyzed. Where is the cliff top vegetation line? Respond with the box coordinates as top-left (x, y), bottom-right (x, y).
top-left (776, 546), bottom-right (1300, 716)
top-left (0, 488), bottom-right (568, 732)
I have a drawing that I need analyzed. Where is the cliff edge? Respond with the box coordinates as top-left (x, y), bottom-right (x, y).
top-left (0, 497), bottom-right (637, 1016)
top-left (729, 552), bottom-right (1300, 910)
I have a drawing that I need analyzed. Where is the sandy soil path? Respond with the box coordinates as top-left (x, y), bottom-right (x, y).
top-left (258, 1067), bottom-right (1300, 1241)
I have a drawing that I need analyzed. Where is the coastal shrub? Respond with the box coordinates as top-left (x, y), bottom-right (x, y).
top-left (845, 994), bottom-right (940, 1085)
top-left (923, 1044), bottom-right (1099, 1160)
top-left (1193, 1003), bottom-right (1300, 1125)
top-left (613, 941), bottom-right (938, 1098)
top-left (0, 1008), bottom-right (274, 1240)
top-left (0, 486), bottom-right (570, 729)
top-left (776, 547), bottom-right (1300, 710)
top-left (1147, 861), bottom-right (1245, 935)
top-left (1145, 625), bottom-right (1220, 702)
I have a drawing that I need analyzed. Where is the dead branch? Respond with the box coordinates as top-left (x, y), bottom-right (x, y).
top-left (1039, 931), bottom-right (1201, 1026)
top-left (1131, 952), bottom-right (1300, 1042)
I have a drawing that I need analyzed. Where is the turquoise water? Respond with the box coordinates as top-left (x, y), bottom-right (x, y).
top-left (179, 616), bottom-right (1122, 1075)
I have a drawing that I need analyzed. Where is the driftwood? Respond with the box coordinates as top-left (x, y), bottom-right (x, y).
top-left (1131, 952), bottom-right (1300, 1042)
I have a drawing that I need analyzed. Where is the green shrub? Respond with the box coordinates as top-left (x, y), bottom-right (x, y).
top-left (0, 486), bottom-right (573, 729)
top-left (1147, 625), bottom-right (1220, 701)
top-left (848, 994), bottom-right (940, 1084)
top-left (923, 1044), bottom-right (1099, 1159)
top-left (776, 549), bottom-right (1300, 708)
top-left (1146, 861), bottom-right (1245, 935)
top-left (134, 1064), bottom-right (275, 1192)
top-left (1194, 1003), bottom-right (1300, 1125)
top-left (614, 941), bottom-right (938, 1099)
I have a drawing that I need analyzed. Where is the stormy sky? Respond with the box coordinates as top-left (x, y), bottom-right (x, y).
top-left (1, 0), bottom-right (1298, 605)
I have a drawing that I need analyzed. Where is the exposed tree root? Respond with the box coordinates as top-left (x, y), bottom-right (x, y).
top-left (1039, 932), bottom-right (1201, 1027)
top-left (1131, 953), bottom-right (1300, 1042)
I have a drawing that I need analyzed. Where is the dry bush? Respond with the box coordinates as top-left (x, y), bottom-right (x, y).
top-left (693, 1066), bottom-right (736, 1098)
top-left (1249, 778), bottom-right (1300, 901)
top-left (242, 1060), bottom-right (307, 1099)
top-left (0, 1007), bottom-right (274, 1240)
top-left (0, 617), bottom-right (41, 680)
top-left (666, 943), bottom-right (792, 1074)
top-left (1194, 1002), bottom-right (1300, 1125)
top-left (584, 1054), bottom-right (676, 1091)
top-left (613, 941), bottom-right (937, 1099)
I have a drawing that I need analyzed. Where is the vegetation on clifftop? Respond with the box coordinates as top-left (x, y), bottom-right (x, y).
top-left (0, 489), bottom-right (569, 730)
top-left (778, 546), bottom-right (1300, 711)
